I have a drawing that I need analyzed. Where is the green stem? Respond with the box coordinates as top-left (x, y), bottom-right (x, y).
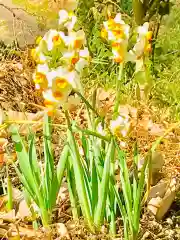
top-left (75, 91), bottom-right (100, 118)
top-left (92, 89), bottom-right (97, 130)
top-left (113, 63), bottom-right (124, 118)
top-left (6, 166), bottom-right (13, 210)
top-left (67, 161), bottom-right (79, 219)
top-left (65, 111), bottom-right (94, 232)
top-left (75, 126), bottom-right (110, 142)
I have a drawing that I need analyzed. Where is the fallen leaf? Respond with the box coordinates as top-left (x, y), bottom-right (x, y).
top-left (138, 151), bottom-right (164, 174)
top-left (16, 199), bottom-right (31, 219)
top-left (0, 210), bottom-right (16, 222)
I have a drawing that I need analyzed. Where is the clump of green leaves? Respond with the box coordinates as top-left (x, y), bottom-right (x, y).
top-left (10, 115), bottom-right (68, 227)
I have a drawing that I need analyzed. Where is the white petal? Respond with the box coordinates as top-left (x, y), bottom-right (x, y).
top-left (97, 123), bottom-right (106, 136)
top-left (59, 10), bottom-right (69, 25)
top-left (79, 48), bottom-right (89, 58)
top-left (65, 15), bottom-right (77, 31)
top-left (37, 63), bottom-right (49, 73)
top-left (43, 89), bottom-right (58, 102)
top-left (123, 24), bottom-right (130, 39)
top-left (137, 22), bottom-right (149, 37)
top-left (67, 70), bottom-right (80, 89)
top-left (114, 13), bottom-right (125, 24)
top-left (75, 58), bottom-right (88, 72)
top-left (39, 52), bottom-right (47, 62)
top-left (121, 129), bottom-right (128, 137)
top-left (103, 21), bottom-right (109, 31)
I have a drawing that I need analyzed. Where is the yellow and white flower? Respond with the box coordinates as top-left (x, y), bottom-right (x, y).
top-left (31, 47), bottom-right (48, 64)
top-left (110, 115), bottom-right (131, 138)
top-left (48, 66), bottom-right (80, 92)
top-left (67, 30), bottom-right (86, 50)
top-left (62, 50), bottom-right (80, 67)
top-left (43, 89), bottom-right (62, 115)
top-left (111, 41), bottom-right (128, 63)
top-left (32, 10), bottom-right (90, 112)
top-left (43, 30), bottom-right (66, 51)
top-left (75, 48), bottom-right (90, 72)
top-left (127, 22), bottom-right (152, 72)
top-left (102, 13), bottom-right (130, 42)
top-left (61, 47), bottom-right (90, 71)
top-left (59, 9), bottom-right (77, 32)
top-left (101, 13), bottom-right (130, 63)
top-left (33, 64), bottom-right (50, 90)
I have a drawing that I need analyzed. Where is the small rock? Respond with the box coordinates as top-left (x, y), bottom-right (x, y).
top-left (56, 223), bottom-right (70, 239)
top-left (166, 218), bottom-right (173, 225)
top-left (147, 178), bottom-right (177, 220)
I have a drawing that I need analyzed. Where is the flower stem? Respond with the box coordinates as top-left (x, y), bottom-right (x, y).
top-left (75, 91), bottom-right (100, 117)
top-left (113, 63), bottom-right (124, 118)
top-left (75, 126), bottom-right (110, 142)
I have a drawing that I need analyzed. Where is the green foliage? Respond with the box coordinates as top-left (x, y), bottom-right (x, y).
top-left (63, 88), bottom-right (150, 238)
top-left (10, 115), bottom-right (68, 227)
top-left (151, 3), bottom-right (180, 119)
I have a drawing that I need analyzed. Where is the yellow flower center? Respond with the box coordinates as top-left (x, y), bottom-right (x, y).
top-left (107, 18), bottom-right (115, 28)
top-left (114, 55), bottom-right (123, 63)
top-left (112, 42), bottom-right (125, 63)
top-left (34, 72), bottom-right (48, 90)
top-left (145, 43), bottom-right (152, 53)
top-left (146, 31), bottom-right (152, 41)
top-left (55, 78), bottom-right (68, 89)
top-left (74, 39), bottom-right (83, 49)
top-left (53, 91), bottom-right (64, 100)
top-left (112, 24), bottom-right (124, 38)
top-left (71, 55), bottom-right (79, 65)
top-left (44, 100), bottom-right (56, 116)
top-left (44, 99), bottom-right (54, 107)
top-left (52, 35), bottom-right (62, 45)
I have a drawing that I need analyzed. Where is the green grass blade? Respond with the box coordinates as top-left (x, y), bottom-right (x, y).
top-left (12, 162), bottom-right (38, 204)
top-left (66, 127), bottom-right (94, 231)
top-left (68, 141), bottom-right (92, 215)
top-left (90, 157), bottom-right (98, 217)
top-left (115, 140), bottom-right (134, 234)
top-left (43, 115), bottom-right (54, 209)
top-left (133, 143), bottom-right (139, 206)
top-left (49, 145), bottom-right (69, 209)
top-left (7, 170), bottom-right (13, 210)
top-left (56, 145), bottom-right (69, 183)
top-left (67, 159), bottom-right (79, 219)
top-left (94, 140), bottom-right (115, 227)
top-left (10, 125), bottom-right (37, 196)
top-left (133, 153), bottom-right (149, 233)
top-left (28, 134), bottom-right (41, 187)
top-left (115, 141), bottom-right (132, 209)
